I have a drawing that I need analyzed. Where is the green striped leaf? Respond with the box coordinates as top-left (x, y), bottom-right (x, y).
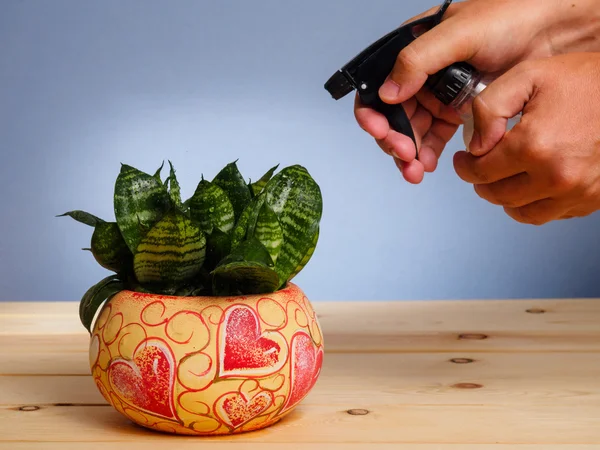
top-left (166, 161), bottom-right (182, 208)
top-left (91, 222), bottom-right (133, 274)
top-left (57, 210), bottom-right (104, 227)
top-left (114, 164), bottom-right (171, 253)
top-left (204, 227), bottom-right (232, 272)
top-left (288, 226), bottom-right (319, 281)
top-left (253, 201), bottom-right (283, 264)
top-left (212, 238), bottom-right (278, 295)
top-left (189, 180), bottom-right (235, 235)
top-left (182, 197), bottom-right (192, 212)
top-left (128, 277), bottom-right (203, 296)
top-left (217, 236), bottom-right (274, 268)
top-left (79, 275), bottom-right (125, 334)
top-left (230, 201), bottom-right (252, 250)
top-left (212, 261), bottom-right (279, 296)
top-left (133, 210), bottom-right (206, 286)
top-left (251, 164), bottom-right (279, 196)
top-left (154, 161), bottom-right (165, 182)
top-left (213, 161), bottom-right (251, 222)
top-left (245, 193), bottom-right (266, 238)
top-left (264, 165), bottom-right (322, 287)
top-left (230, 193), bottom-right (266, 249)
top-left (137, 283), bottom-right (196, 296)
top-left (195, 267), bottom-right (212, 295)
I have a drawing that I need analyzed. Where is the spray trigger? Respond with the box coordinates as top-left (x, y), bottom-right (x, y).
top-left (324, 0), bottom-right (453, 159)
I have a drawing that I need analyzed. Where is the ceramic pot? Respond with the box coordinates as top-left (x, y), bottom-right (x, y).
top-left (89, 282), bottom-right (324, 435)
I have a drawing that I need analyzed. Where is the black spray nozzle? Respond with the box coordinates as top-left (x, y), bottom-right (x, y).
top-left (324, 71), bottom-right (354, 101)
top-left (324, 0), bottom-right (456, 158)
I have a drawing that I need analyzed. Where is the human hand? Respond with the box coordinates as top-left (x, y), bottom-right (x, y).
top-left (453, 52), bottom-right (600, 225)
top-left (355, 0), bottom-right (600, 183)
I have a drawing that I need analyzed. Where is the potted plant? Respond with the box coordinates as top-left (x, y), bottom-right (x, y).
top-left (60, 160), bottom-right (324, 435)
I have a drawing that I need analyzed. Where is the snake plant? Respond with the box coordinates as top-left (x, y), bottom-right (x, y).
top-left (60, 161), bottom-right (322, 332)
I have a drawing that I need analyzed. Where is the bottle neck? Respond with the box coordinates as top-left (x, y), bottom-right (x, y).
top-left (450, 73), bottom-right (485, 119)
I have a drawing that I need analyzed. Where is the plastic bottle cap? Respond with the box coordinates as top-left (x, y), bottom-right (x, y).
top-left (426, 62), bottom-right (474, 105)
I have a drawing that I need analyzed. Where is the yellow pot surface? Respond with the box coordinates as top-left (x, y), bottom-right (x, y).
top-left (89, 282), bottom-right (323, 435)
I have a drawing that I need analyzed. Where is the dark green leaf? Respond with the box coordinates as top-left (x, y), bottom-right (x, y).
top-left (191, 285), bottom-right (211, 296)
top-left (230, 195), bottom-right (261, 250)
top-left (154, 161), bottom-right (165, 183)
top-left (288, 226), bottom-right (319, 281)
top-left (196, 266), bottom-right (212, 294)
top-left (79, 275), bottom-right (125, 334)
top-left (250, 164), bottom-right (279, 196)
top-left (253, 201), bottom-right (283, 264)
top-left (91, 222), bottom-right (133, 274)
top-left (229, 191), bottom-right (267, 250)
top-left (189, 180), bottom-right (235, 235)
top-left (245, 193), bottom-right (266, 238)
top-left (133, 209), bottom-right (206, 287)
top-left (57, 210), bottom-right (104, 227)
top-left (166, 161), bottom-right (182, 208)
top-left (216, 236), bottom-right (274, 269)
top-left (114, 164), bottom-right (171, 253)
top-left (204, 228), bottom-right (232, 273)
top-left (212, 261), bottom-right (279, 296)
top-left (213, 161), bottom-right (252, 222)
top-left (264, 165), bottom-right (322, 287)
top-left (130, 282), bottom-right (153, 294)
top-left (173, 285), bottom-right (196, 296)
top-left (211, 233), bottom-right (277, 296)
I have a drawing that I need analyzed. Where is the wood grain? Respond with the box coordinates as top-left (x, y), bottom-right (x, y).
top-left (2, 353), bottom-right (599, 407)
top-left (1, 403), bottom-right (599, 444)
top-left (4, 330), bottom-right (600, 354)
top-left (1, 299), bottom-right (599, 446)
top-left (3, 300), bottom-right (600, 352)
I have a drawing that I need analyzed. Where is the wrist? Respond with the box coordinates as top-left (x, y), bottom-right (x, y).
top-left (544, 0), bottom-right (600, 54)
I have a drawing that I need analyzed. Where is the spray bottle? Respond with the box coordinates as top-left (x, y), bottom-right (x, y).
top-left (426, 62), bottom-right (522, 150)
top-left (324, 0), bottom-right (521, 154)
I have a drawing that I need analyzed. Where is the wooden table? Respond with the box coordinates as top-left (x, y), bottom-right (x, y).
top-left (1, 299), bottom-right (600, 449)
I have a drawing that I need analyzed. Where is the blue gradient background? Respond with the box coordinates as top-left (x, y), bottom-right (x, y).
top-left (1, 0), bottom-right (599, 302)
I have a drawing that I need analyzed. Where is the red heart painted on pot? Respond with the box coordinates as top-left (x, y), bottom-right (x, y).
top-left (215, 390), bottom-right (273, 429)
top-left (282, 331), bottom-right (323, 413)
top-left (108, 338), bottom-right (176, 419)
top-left (219, 305), bottom-right (287, 377)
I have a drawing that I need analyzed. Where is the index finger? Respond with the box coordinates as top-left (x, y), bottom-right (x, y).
top-left (380, 4), bottom-right (481, 104)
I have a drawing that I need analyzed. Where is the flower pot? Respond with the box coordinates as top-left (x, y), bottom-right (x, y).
top-left (89, 282), bottom-right (324, 435)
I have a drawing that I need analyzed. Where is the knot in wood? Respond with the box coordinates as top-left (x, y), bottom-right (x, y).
top-left (458, 333), bottom-right (488, 340)
top-left (347, 409), bottom-right (370, 416)
top-left (19, 405), bottom-right (40, 412)
top-left (452, 383), bottom-right (483, 390)
top-left (450, 358), bottom-right (474, 364)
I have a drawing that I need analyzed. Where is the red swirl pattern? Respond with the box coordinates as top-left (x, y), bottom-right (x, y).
top-left (91, 282), bottom-right (323, 435)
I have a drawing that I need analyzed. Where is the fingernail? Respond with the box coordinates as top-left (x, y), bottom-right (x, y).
top-left (468, 131), bottom-right (481, 154)
top-left (379, 80), bottom-right (401, 101)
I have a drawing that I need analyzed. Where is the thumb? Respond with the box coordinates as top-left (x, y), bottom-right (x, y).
top-left (379, 14), bottom-right (482, 104)
top-left (469, 63), bottom-right (536, 156)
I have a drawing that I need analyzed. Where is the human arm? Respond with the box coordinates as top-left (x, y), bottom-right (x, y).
top-left (355, 0), bottom-right (600, 183)
top-left (453, 52), bottom-right (600, 225)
